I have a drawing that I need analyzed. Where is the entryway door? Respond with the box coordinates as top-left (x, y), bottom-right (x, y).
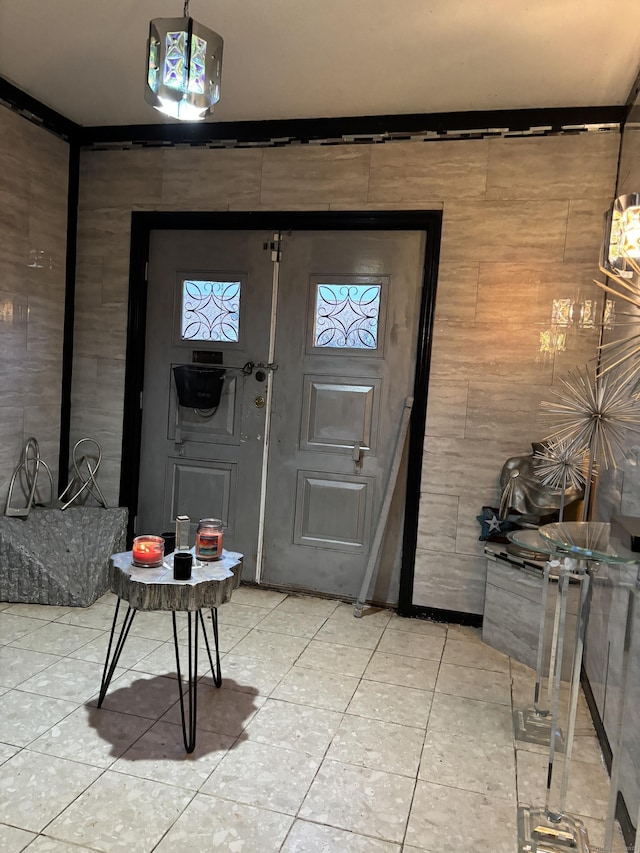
top-left (137, 228), bottom-right (425, 602)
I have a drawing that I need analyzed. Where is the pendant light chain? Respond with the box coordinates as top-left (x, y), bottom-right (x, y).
top-left (183, 0), bottom-right (190, 17)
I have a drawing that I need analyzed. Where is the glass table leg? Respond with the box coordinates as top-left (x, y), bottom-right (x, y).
top-left (514, 559), bottom-right (565, 752)
top-left (518, 560), bottom-right (592, 853)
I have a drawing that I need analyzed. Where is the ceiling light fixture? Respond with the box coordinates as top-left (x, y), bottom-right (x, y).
top-left (603, 193), bottom-right (640, 277)
top-left (145, 0), bottom-right (223, 121)
top-left (593, 193), bottom-right (640, 384)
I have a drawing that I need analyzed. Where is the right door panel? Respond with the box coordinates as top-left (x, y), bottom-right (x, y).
top-left (262, 230), bottom-right (425, 600)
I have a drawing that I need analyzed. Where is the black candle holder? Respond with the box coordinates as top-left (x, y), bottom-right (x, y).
top-left (173, 552), bottom-right (193, 580)
top-left (161, 531), bottom-right (176, 555)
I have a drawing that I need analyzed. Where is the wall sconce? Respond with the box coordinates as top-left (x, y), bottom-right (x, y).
top-left (145, 0), bottom-right (223, 121)
top-left (594, 195), bottom-right (640, 384)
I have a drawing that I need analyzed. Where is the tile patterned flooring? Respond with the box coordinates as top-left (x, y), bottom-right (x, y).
top-left (0, 587), bottom-right (618, 852)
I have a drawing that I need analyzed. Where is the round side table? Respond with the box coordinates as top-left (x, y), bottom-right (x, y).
top-left (97, 548), bottom-right (243, 753)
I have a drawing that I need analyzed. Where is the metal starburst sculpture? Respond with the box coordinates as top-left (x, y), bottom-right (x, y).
top-left (533, 437), bottom-right (587, 522)
top-left (540, 366), bottom-right (640, 519)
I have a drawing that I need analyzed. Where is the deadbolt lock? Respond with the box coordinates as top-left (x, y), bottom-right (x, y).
top-left (255, 369), bottom-right (267, 382)
top-left (254, 396), bottom-right (266, 408)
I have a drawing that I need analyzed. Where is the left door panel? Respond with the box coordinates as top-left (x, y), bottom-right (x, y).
top-left (136, 230), bottom-right (273, 577)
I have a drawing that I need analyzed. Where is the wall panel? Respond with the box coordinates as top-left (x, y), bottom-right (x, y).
top-left (71, 131), bottom-right (620, 613)
top-left (0, 104), bottom-right (69, 502)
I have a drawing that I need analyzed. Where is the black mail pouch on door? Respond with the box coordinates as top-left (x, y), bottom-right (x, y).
top-left (173, 364), bottom-right (225, 409)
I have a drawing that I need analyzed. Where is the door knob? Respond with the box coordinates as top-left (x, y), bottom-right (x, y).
top-left (254, 396), bottom-right (266, 408)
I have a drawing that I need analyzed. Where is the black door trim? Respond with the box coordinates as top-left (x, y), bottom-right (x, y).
top-left (57, 140), bottom-right (81, 494)
top-left (122, 210), bottom-right (442, 615)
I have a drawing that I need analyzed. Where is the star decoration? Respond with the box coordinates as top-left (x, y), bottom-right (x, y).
top-left (486, 512), bottom-right (502, 533)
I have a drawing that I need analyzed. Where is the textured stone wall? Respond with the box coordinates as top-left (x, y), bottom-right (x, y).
top-left (0, 104), bottom-right (69, 505)
top-left (72, 132), bottom-right (620, 613)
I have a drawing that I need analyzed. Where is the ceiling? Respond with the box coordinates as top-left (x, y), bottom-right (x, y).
top-left (1, 0), bottom-right (640, 128)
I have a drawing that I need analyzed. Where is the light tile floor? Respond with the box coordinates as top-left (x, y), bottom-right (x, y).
top-left (0, 588), bottom-right (623, 852)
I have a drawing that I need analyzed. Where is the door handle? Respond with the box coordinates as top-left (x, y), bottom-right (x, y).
top-left (353, 441), bottom-right (364, 464)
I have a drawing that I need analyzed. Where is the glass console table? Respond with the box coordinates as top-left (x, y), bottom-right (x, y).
top-left (508, 522), bottom-right (638, 853)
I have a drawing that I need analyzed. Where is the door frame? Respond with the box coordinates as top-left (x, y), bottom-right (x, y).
top-left (120, 210), bottom-right (442, 617)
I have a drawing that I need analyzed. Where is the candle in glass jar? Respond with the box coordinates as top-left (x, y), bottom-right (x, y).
top-left (132, 535), bottom-right (164, 567)
top-left (195, 518), bottom-right (224, 561)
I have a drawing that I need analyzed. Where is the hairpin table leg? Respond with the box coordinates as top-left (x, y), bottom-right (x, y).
top-left (199, 608), bottom-right (222, 688)
top-left (97, 599), bottom-right (136, 707)
top-left (172, 610), bottom-right (198, 753)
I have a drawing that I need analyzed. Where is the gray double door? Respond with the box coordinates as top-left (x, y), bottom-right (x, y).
top-left (137, 228), bottom-right (424, 601)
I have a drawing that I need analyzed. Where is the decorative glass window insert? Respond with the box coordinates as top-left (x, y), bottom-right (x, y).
top-left (148, 38), bottom-right (159, 90)
top-left (164, 31), bottom-right (186, 90)
top-left (313, 284), bottom-right (381, 349)
top-left (181, 280), bottom-right (241, 343)
top-left (188, 35), bottom-right (207, 94)
top-left (163, 31), bottom-right (207, 94)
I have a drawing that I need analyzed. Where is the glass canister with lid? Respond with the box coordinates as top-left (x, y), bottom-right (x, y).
top-left (195, 518), bottom-right (224, 561)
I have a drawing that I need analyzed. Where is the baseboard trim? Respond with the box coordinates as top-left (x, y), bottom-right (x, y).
top-left (400, 603), bottom-right (483, 627)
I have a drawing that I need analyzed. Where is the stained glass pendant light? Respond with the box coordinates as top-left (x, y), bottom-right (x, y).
top-left (145, 0), bottom-right (223, 121)
top-left (603, 193), bottom-right (640, 277)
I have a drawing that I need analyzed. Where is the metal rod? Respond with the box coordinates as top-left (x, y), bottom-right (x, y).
top-left (581, 437), bottom-right (597, 522)
top-left (172, 611), bottom-right (200, 753)
top-left (557, 567), bottom-right (590, 814)
top-left (533, 559), bottom-right (552, 714)
top-left (189, 613), bottom-right (198, 745)
top-left (255, 232), bottom-right (281, 583)
top-left (545, 567), bottom-right (570, 819)
top-left (545, 565), bottom-right (563, 712)
top-left (199, 608), bottom-right (222, 687)
top-left (98, 600), bottom-right (136, 707)
top-left (558, 468), bottom-right (567, 523)
top-left (354, 397), bottom-right (413, 617)
top-left (211, 607), bottom-right (221, 686)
